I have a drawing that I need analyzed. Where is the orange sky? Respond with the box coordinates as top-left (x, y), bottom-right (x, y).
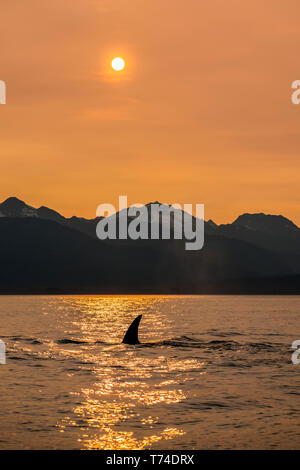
top-left (1, 0), bottom-right (300, 224)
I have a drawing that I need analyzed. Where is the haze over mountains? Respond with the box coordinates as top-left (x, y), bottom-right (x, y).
top-left (0, 197), bottom-right (299, 294)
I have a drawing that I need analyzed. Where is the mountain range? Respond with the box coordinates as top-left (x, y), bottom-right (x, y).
top-left (0, 196), bottom-right (299, 294)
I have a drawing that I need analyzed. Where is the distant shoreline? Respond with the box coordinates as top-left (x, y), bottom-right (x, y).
top-left (0, 293), bottom-right (299, 296)
top-left (0, 275), bottom-right (299, 295)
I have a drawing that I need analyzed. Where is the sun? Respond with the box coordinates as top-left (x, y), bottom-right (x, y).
top-left (112, 57), bottom-right (126, 71)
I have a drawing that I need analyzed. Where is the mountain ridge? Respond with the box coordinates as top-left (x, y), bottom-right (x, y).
top-left (0, 196), bottom-right (299, 294)
top-left (1, 196), bottom-right (299, 236)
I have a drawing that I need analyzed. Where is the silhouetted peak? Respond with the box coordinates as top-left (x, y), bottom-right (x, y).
top-left (232, 213), bottom-right (299, 232)
top-left (145, 201), bottom-right (164, 207)
top-left (206, 219), bottom-right (218, 228)
top-left (37, 206), bottom-right (63, 219)
top-left (1, 197), bottom-right (26, 210)
top-left (0, 197), bottom-right (37, 217)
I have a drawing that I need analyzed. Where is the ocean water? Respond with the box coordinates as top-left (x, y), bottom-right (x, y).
top-left (0, 295), bottom-right (299, 450)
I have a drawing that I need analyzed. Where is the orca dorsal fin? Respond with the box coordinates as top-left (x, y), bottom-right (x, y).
top-left (122, 314), bottom-right (142, 344)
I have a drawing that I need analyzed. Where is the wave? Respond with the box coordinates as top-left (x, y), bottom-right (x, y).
top-left (1, 335), bottom-right (43, 344)
top-left (138, 336), bottom-right (286, 353)
top-left (5, 334), bottom-right (289, 356)
top-left (56, 338), bottom-right (90, 345)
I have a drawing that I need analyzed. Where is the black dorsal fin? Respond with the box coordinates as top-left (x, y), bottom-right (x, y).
top-left (122, 314), bottom-right (142, 344)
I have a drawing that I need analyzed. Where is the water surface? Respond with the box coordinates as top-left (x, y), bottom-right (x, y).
top-left (0, 295), bottom-right (299, 449)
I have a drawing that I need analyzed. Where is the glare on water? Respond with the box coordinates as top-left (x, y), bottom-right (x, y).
top-left (0, 295), bottom-right (300, 449)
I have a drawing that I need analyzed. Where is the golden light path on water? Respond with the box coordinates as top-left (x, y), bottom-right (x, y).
top-left (2, 295), bottom-right (300, 449)
top-left (56, 296), bottom-right (206, 449)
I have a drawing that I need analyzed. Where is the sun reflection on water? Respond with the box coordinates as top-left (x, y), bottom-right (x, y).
top-left (56, 296), bottom-right (207, 449)
top-left (58, 380), bottom-right (188, 449)
top-left (81, 427), bottom-right (185, 451)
